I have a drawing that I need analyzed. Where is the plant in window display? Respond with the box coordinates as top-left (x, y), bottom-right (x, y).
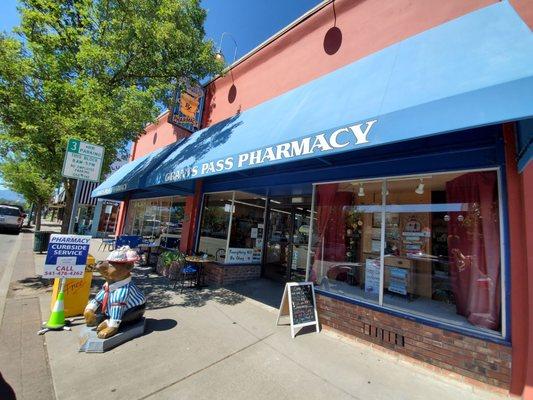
top-left (344, 208), bottom-right (363, 263)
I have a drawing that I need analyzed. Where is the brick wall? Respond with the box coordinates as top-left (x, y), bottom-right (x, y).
top-left (205, 263), bottom-right (261, 285)
top-left (316, 294), bottom-right (512, 390)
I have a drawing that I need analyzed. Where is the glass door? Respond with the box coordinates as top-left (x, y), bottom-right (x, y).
top-left (264, 205), bottom-right (292, 281)
top-left (263, 197), bottom-right (312, 282)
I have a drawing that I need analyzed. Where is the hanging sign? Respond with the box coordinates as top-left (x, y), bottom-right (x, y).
top-left (169, 79), bottom-right (205, 132)
top-left (44, 234), bottom-right (91, 279)
top-left (276, 282), bottom-right (319, 338)
top-left (62, 139), bottom-right (105, 182)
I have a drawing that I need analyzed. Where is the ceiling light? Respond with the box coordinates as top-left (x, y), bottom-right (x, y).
top-left (415, 179), bottom-right (425, 195)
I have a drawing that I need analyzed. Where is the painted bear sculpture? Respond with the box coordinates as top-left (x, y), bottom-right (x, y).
top-left (84, 247), bottom-right (146, 339)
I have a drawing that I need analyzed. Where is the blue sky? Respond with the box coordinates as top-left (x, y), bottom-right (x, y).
top-left (0, 0), bottom-right (321, 191)
top-left (0, 0), bottom-right (322, 64)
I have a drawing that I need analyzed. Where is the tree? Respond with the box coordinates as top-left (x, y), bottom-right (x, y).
top-left (0, 0), bottom-right (222, 232)
top-left (0, 156), bottom-right (55, 231)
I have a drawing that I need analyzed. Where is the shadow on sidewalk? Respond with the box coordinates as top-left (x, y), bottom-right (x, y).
top-left (144, 318), bottom-right (178, 334)
top-left (87, 268), bottom-right (282, 313)
top-left (0, 373), bottom-right (16, 400)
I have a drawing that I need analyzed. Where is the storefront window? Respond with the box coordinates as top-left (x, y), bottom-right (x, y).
top-left (227, 192), bottom-right (266, 264)
top-left (310, 181), bottom-right (383, 304)
top-left (310, 170), bottom-right (502, 334)
top-left (197, 191), bottom-right (267, 264)
top-left (197, 192), bottom-right (232, 261)
top-left (124, 196), bottom-right (186, 244)
top-left (97, 202), bottom-right (120, 235)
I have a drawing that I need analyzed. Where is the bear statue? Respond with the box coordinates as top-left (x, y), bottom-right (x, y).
top-left (84, 246), bottom-right (146, 339)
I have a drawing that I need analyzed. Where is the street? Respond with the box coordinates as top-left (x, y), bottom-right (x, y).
top-left (0, 231), bottom-right (19, 284)
top-left (0, 230), bottom-right (23, 329)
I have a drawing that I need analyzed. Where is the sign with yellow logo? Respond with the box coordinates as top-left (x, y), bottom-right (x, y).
top-left (170, 79), bottom-right (204, 132)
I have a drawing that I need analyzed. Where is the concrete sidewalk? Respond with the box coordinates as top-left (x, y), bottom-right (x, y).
top-left (0, 230), bottom-right (55, 400)
top-left (40, 276), bottom-right (508, 400)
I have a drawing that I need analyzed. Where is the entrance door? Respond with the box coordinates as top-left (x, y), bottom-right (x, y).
top-left (263, 197), bottom-right (312, 282)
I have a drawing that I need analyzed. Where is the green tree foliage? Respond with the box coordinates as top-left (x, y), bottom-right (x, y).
top-left (0, 0), bottom-right (222, 231)
top-left (0, 156), bottom-right (55, 230)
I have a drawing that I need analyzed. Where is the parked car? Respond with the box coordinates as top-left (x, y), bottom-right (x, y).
top-left (0, 205), bottom-right (25, 233)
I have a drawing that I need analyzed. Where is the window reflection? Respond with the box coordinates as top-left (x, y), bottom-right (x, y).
top-left (198, 192), bottom-right (232, 261)
top-left (310, 181), bottom-right (383, 304)
top-left (124, 196), bottom-right (186, 248)
top-left (310, 170), bottom-right (502, 334)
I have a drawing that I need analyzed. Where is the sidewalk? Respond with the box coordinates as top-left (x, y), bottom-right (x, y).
top-left (39, 275), bottom-right (508, 400)
top-left (0, 230), bottom-right (55, 400)
top-left (1, 229), bottom-right (511, 400)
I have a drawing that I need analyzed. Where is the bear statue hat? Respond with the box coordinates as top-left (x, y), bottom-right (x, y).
top-left (106, 246), bottom-right (140, 264)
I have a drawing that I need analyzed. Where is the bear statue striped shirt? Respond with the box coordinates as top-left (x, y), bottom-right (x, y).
top-left (87, 277), bottom-right (145, 328)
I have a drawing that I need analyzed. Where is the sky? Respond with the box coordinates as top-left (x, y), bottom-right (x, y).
top-left (0, 0), bottom-right (321, 191)
top-left (0, 0), bottom-right (322, 69)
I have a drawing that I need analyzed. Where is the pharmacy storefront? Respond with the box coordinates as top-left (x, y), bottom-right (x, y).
top-left (93, 3), bottom-right (533, 392)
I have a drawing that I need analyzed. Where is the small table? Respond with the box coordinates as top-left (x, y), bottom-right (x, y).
top-left (185, 256), bottom-right (212, 288)
top-left (139, 242), bottom-right (159, 266)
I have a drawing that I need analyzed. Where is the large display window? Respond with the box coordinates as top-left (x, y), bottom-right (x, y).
top-left (309, 170), bottom-right (504, 335)
top-left (198, 191), bottom-right (266, 264)
top-left (124, 196), bottom-right (186, 240)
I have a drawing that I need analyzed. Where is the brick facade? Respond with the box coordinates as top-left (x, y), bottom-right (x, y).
top-left (204, 263), bottom-right (261, 285)
top-left (316, 294), bottom-right (512, 389)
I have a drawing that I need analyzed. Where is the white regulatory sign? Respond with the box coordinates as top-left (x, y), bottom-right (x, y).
top-left (62, 138), bottom-right (105, 182)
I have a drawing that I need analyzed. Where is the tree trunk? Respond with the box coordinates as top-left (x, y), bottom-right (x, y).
top-left (61, 179), bottom-right (77, 233)
top-left (35, 202), bottom-right (42, 232)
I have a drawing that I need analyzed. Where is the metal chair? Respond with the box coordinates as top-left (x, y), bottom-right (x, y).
top-left (172, 263), bottom-right (198, 292)
top-left (98, 238), bottom-right (116, 252)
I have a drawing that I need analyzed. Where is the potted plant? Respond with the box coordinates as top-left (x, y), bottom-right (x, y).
top-left (159, 251), bottom-right (186, 278)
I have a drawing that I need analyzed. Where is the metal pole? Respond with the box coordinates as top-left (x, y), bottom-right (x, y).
top-left (68, 180), bottom-right (82, 234)
top-left (59, 276), bottom-right (66, 293)
top-left (305, 185), bottom-right (316, 282)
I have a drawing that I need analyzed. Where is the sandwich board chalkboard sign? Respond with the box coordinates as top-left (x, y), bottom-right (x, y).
top-left (276, 282), bottom-right (319, 338)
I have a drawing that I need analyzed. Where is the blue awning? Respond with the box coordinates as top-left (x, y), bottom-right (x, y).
top-left (96, 2), bottom-right (533, 199)
top-left (143, 2), bottom-right (533, 190)
top-left (92, 140), bottom-right (186, 200)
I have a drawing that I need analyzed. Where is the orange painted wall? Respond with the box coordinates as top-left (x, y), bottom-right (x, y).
top-left (202, 0), bottom-right (496, 128)
top-left (510, 0), bottom-right (533, 29)
top-left (503, 124), bottom-right (532, 398)
top-left (132, 111), bottom-right (191, 159)
top-left (521, 162), bottom-right (533, 400)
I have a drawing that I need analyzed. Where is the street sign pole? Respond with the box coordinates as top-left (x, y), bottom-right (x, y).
top-left (68, 179), bottom-right (82, 234)
top-left (62, 138), bottom-right (104, 235)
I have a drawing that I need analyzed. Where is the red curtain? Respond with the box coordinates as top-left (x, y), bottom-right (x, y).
top-left (311, 184), bottom-right (351, 282)
top-left (446, 171), bottom-right (501, 331)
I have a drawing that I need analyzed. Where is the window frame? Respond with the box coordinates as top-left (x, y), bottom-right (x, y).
top-left (124, 195), bottom-right (187, 237)
top-left (306, 167), bottom-right (507, 341)
top-left (197, 190), bottom-right (269, 265)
